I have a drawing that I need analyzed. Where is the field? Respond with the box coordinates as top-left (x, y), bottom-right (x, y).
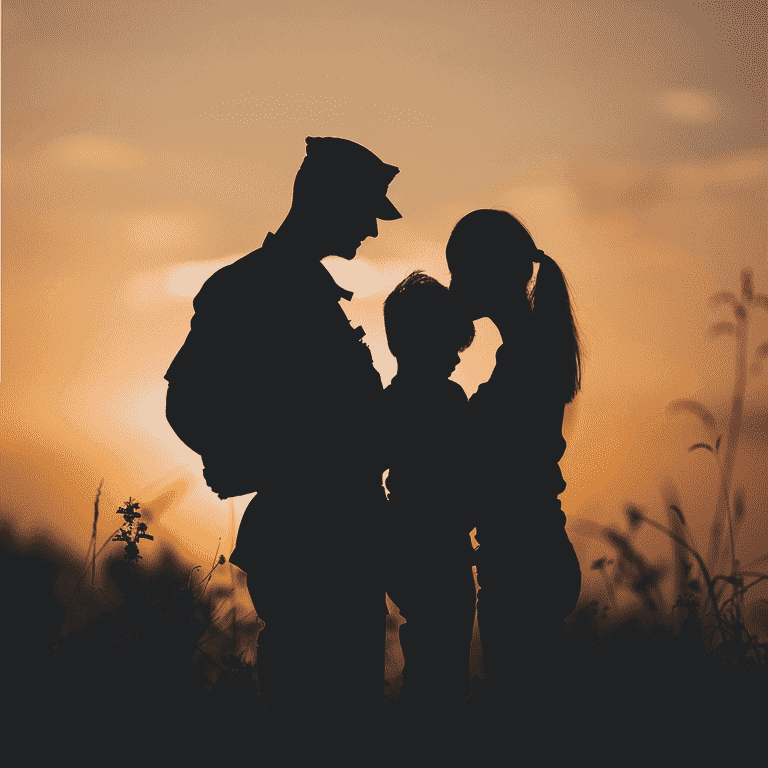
top-left (4, 269), bottom-right (767, 758)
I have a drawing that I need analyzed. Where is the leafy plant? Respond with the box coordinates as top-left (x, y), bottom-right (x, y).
top-left (111, 497), bottom-right (154, 562)
top-left (53, 483), bottom-right (261, 713)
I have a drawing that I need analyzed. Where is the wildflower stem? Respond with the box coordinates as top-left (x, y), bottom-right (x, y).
top-left (191, 562), bottom-right (221, 590)
top-left (716, 575), bottom-right (768, 613)
top-left (230, 500), bottom-right (238, 653)
top-left (191, 562), bottom-right (225, 605)
top-left (92, 480), bottom-right (103, 588)
top-left (192, 540), bottom-right (223, 605)
top-left (188, 565), bottom-right (202, 590)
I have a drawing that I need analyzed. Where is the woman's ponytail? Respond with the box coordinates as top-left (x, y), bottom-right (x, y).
top-left (531, 250), bottom-right (582, 403)
top-left (445, 208), bottom-right (583, 402)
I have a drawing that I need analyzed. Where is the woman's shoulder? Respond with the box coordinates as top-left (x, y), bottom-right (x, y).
top-left (469, 345), bottom-right (518, 401)
top-left (470, 342), bottom-right (558, 408)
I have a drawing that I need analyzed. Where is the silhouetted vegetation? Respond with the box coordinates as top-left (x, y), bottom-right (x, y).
top-left (4, 494), bottom-right (263, 748)
top-left (4, 268), bottom-right (766, 749)
top-left (4, 486), bottom-right (765, 747)
top-left (564, 267), bottom-right (768, 739)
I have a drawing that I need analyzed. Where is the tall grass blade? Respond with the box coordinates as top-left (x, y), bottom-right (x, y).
top-left (667, 399), bottom-right (716, 431)
top-left (92, 480), bottom-right (103, 587)
top-left (660, 477), bottom-right (693, 619)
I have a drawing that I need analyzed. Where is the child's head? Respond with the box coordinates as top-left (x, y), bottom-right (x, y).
top-left (384, 270), bottom-right (475, 378)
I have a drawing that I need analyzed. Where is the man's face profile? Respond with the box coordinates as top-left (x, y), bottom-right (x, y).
top-left (318, 195), bottom-right (380, 260)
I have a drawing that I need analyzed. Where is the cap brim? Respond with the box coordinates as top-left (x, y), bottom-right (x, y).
top-left (376, 195), bottom-right (402, 221)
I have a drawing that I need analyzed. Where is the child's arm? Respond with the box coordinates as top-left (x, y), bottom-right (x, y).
top-left (433, 381), bottom-right (477, 538)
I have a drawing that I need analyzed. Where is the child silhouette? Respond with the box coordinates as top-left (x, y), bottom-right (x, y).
top-left (383, 270), bottom-right (478, 721)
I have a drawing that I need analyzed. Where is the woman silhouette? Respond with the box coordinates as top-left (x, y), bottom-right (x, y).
top-left (446, 209), bottom-right (582, 719)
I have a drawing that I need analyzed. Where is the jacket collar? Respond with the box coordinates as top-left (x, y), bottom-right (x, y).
top-left (261, 232), bottom-right (354, 302)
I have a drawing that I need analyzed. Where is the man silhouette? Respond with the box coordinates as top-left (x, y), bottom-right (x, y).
top-left (164, 137), bottom-right (400, 737)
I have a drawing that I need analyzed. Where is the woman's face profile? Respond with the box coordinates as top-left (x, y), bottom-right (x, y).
top-left (447, 209), bottom-right (535, 320)
top-left (448, 262), bottom-right (486, 321)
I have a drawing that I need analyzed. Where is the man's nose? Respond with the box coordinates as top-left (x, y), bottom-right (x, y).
top-left (366, 218), bottom-right (379, 239)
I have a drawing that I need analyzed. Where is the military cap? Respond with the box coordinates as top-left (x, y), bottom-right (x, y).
top-left (298, 136), bottom-right (402, 220)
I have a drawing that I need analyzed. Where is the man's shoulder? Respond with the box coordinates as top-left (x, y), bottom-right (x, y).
top-left (196, 247), bottom-right (272, 302)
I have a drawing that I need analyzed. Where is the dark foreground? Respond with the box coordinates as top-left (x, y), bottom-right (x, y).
top-left (12, 603), bottom-right (767, 764)
top-left (5, 526), bottom-right (766, 762)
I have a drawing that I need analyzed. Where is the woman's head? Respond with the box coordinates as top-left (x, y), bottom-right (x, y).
top-left (446, 208), bottom-right (582, 403)
top-left (446, 209), bottom-right (536, 321)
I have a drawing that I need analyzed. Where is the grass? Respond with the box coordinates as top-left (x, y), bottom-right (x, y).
top-left (4, 267), bottom-right (767, 752)
top-left (6, 493), bottom-right (263, 744)
top-left (4, 500), bottom-right (765, 756)
top-left (14, 473), bottom-right (761, 748)
top-left (596, 269), bottom-right (768, 649)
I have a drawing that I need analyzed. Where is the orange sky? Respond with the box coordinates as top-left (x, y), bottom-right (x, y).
top-left (2, 1), bottom-right (767, 608)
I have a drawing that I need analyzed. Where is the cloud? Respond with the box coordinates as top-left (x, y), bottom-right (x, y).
top-left (125, 254), bottom-right (244, 309)
top-left (665, 149), bottom-right (768, 191)
top-left (47, 133), bottom-right (148, 170)
top-left (122, 213), bottom-right (208, 254)
top-left (655, 89), bottom-right (721, 123)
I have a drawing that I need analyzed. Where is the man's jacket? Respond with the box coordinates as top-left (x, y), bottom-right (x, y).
top-left (165, 232), bottom-right (386, 500)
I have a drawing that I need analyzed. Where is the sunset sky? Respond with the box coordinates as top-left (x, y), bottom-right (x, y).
top-left (2, 0), bottom-right (766, 609)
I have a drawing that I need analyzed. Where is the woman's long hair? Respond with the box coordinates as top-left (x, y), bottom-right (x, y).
top-left (446, 208), bottom-right (582, 403)
top-left (531, 249), bottom-right (582, 403)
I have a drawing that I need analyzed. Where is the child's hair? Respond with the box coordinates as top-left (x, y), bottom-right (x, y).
top-left (446, 208), bottom-right (582, 403)
top-left (384, 270), bottom-right (475, 360)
